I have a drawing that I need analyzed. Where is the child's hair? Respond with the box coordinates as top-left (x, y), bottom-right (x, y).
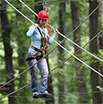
top-left (36, 19), bottom-right (40, 24)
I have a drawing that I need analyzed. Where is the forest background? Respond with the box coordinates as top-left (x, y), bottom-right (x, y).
top-left (0, 0), bottom-right (103, 104)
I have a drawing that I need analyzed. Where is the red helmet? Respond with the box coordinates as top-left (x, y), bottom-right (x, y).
top-left (37, 10), bottom-right (49, 20)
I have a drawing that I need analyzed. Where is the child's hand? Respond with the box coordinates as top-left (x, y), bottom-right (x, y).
top-left (34, 23), bottom-right (38, 27)
top-left (54, 29), bottom-right (58, 34)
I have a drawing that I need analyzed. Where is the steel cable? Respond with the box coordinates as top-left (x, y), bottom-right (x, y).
top-left (17, 0), bottom-right (103, 76)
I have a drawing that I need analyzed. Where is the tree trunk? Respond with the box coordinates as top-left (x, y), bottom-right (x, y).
top-left (71, 1), bottom-right (88, 103)
top-left (98, 3), bottom-right (103, 102)
top-left (45, 52), bottom-right (55, 104)
top-left (15, 2), bottom-right (29, 103)
top-left (99, 3), bottom-right (103, 50)
top-left (34, 0), bottom-right (43, 21)
top-left (0, 1), bottom-right (16, 104)
top-left (89, 0), bottom-right (102, 104)
top-left (58, 2), bottom-right (66, 104)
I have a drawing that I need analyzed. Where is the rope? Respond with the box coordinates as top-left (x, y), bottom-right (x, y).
top-left (0, 83), bottom-right (30, 100)
top-left (17, 0), bottom-right (103, 76)
top-left (19, 0), bottom-right (103, 63)
top-left (58, 31), bottom-right (103, 62)
top-left (50, 29), bottom-right (103, 73)
top-left (1, 76), bottom-right (103, 100)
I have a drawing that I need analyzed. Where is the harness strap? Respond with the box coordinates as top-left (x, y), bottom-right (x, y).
top-left (26, 45), bottom-right (42, 61)
top-left (37, 27), bottom-right (48, 51)
top-left (30, 45), bottom-right (42, 57)
top-left (30, 45), bottom-right (41, 52)
top-left (37, 27), bottom-right (44, 48)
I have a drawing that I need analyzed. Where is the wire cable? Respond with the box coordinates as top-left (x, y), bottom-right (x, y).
top-left (0, 83), bottom-right (31, 100)
top-left (1, 74), bottom-right (103, 100)
top-left (19, 0), bottom-right (103, 63)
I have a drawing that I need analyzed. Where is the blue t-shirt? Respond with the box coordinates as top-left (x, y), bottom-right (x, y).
top-left (27, 25), bottom-right (56, 53)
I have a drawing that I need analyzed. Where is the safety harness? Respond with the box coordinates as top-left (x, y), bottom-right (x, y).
top-left (37, 27), bottom-right (49, 51)
top-left (26, 27), bottom-right (49, 61)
